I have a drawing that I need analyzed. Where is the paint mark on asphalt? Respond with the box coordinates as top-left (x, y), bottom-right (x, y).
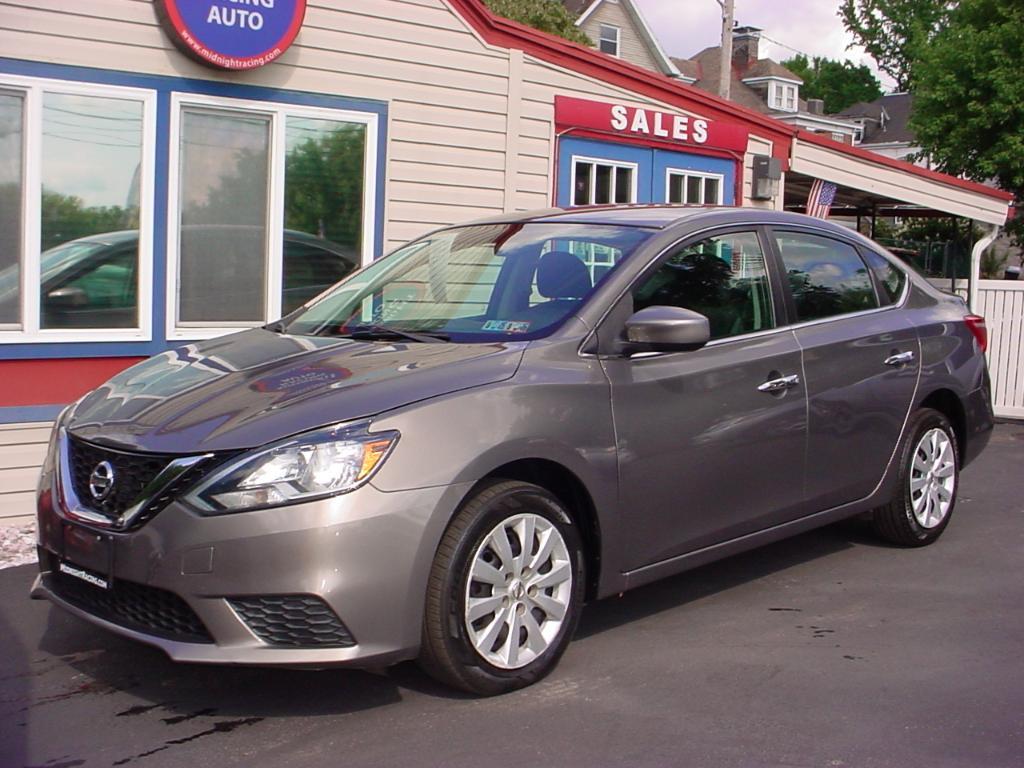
top-left (117, 703), bottom-right (165, 717)
top-left (111, 717), bottom-right (264, 765)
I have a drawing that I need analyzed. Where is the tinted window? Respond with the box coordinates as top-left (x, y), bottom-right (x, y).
top-left (282, 239), bottom-right (357, 315)
top-left (633, 231), bottom-right (774, 340)
top-left (862, 249), bottom-right (907, 306)
top-left (774, 232), bottom-right (877, 321)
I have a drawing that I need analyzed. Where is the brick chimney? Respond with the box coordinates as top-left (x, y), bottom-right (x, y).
top-left (732, 25), bottom-right (763, 68)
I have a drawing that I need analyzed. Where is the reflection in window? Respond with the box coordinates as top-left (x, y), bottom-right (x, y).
top-left (39, 92), bottom-right (142, 328)
top-left (0, 91), bottom-right (24, 326)
top-left (572, 159), bottom-right (634, 205)
top-left (667, 171), bottom-right (723, 205)
top-left (282, 117), bottom-right (364, 314)
top-left (178, 108), bottom-right (270, 324)
top-left (774, 232), bottom-right (878, 321)
top-left (633, 232), bottom-right (774, 340)
top-left (862, 249), bottom-right (907, 306)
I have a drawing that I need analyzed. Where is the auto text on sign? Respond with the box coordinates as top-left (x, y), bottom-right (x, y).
top-left (157, 0), bottom-right (307, 70)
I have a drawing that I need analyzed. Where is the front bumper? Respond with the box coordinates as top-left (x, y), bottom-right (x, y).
top-left (34, 471), bottom-right (472, 667)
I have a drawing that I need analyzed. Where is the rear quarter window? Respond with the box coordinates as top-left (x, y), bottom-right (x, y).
top-left (861, 249), bottom-right (907, 306)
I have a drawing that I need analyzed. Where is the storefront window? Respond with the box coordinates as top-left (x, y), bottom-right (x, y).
top-left (40, 93), bottom-right (143, 329)
top-left (0, 91), bottom-right (24, 327)
top-left (282, 117), bottom-right (364, 314)
top-left (177, 108), bottom-right (270, 324)
top-left (572, 159), bottom-right (635, 205)
top-left (170, 98), bottom-right (374, 335)
top-left (667, 171), bottom-right (723, 205)
top-left (0, 76), bottom-right (153, 341)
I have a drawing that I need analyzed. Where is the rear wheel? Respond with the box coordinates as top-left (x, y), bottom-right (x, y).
top-left (872, 408), bottom-right (959, 547)
top-left (419, 479), bottom-right (585, 695)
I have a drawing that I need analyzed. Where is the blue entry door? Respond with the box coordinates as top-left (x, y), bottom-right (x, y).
top-left (557, 137), bottom-right (737, 207)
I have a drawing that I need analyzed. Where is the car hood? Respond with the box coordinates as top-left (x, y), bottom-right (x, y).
top-left (66, 329), bottom-right (526, 453)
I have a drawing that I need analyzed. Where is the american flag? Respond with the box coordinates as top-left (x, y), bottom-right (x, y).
top-left (806, 178), bottom-right (838, 219)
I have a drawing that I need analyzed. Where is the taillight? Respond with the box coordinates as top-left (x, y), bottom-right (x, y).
top-left (965, 314), bottom-right (987, 353)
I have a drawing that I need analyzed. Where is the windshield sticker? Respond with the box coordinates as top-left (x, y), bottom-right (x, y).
top-left (483, 320), bottom-right (531, 333)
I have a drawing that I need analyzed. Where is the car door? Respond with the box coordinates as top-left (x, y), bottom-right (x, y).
top-left (769, 228), bottom-right (920, 512)
top-left (600, 228), bottom-right (809, 571)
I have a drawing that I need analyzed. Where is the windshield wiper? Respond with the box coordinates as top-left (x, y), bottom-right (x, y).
top-left (344, 325), bottom-right (449, 343)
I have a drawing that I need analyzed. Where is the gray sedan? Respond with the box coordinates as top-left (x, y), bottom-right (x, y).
top-left (33, 206), bottom-right (993, 695)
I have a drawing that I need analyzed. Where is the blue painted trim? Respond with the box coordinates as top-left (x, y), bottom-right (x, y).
top-left (0, 57), bottom-right (389, 361)
top-left (0, 405), bottom-right (63, 424)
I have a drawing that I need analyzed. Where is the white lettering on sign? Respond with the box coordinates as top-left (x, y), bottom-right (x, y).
top-left (610, 104), bottom-right (628, 131)
top-left (611, 104), bottom-right (710, 145)
top-left (208, 5), bottom-right (266, 30)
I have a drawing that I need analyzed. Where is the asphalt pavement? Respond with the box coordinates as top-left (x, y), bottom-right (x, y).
top-left (2, 423), bottom-right (1023, 768)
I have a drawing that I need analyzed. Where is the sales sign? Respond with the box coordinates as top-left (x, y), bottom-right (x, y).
top-left (554, 96), bottom-right (749, 154)
top-left (157, 0), bottom-right (307, 70)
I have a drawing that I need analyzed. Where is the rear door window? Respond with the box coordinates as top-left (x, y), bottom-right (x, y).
top-left (861, 249), bottom-right (907, 306)
top-left (773, 232), bottom-right (878, 321)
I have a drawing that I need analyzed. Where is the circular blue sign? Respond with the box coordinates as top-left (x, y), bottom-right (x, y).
top-left (157, 0), bottom-right (306, 70)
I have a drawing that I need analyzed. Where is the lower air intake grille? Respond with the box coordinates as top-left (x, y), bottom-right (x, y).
top-left (228, 595), bottom-right (356, 648)
top-left (51, 569), bottom-right (213, 644)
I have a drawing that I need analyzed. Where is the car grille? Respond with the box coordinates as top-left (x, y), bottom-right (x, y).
top-left (228, 595), bottom-right (356, 648)
top-left (66, 435), bottom-right (234, 528)
top-left (50, 567), bottom-right (213, 644)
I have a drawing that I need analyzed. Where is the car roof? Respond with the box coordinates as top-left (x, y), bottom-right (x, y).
top-left (457, 205), bottom-right (862, 233)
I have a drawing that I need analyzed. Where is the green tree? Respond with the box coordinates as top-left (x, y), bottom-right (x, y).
top-left (782, 54), bottom-right (883, 113)
top-left (482, 0), bottom-right (591, 46)
top-left (839, 0), bottom-right (950, 91)
top-left (910, 0), bottom-right (1024, 244)
top-left (39, 190), bottom-right (135, 251)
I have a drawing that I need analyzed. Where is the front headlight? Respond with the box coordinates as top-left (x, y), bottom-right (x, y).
top-left (185, 422), bottom-right (398, 514)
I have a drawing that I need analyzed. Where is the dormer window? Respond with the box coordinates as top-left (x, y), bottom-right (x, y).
top-left (768, 81), bottom-right (799, 112)
top-left (598, 24), bottom-right (620, 57)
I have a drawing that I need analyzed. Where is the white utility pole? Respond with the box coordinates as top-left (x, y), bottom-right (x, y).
top-left (716, 0), bottom-right (734, 100)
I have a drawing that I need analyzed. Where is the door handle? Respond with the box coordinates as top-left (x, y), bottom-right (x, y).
top-left (758, 374), bottom-right (800, 393)
top-left (884, 351), bottom-right (915, 367)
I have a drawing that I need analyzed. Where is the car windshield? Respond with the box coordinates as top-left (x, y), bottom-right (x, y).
top-left (281, 222), bottom-right (653, 341)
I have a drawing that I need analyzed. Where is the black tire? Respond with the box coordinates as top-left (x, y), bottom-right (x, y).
top-left (872, 408), bottom-right (959, 547)
top-left (418, 479), bottom-right (585, 696)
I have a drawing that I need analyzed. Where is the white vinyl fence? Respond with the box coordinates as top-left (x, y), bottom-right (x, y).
top-left (976, 280), bottom-right (1024, 419)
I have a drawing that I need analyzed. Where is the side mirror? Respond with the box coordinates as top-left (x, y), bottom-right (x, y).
top-left (624, 305), bottom-right (710, 353)
top-left (45, 286), bottom-right (88, 310)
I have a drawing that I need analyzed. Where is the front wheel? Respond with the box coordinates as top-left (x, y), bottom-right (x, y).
top-left (418, 480), bottom-right (585, 695)
top-left (872, 408), bottom-right (959, 547)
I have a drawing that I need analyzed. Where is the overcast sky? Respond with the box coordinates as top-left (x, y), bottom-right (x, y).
top-left (632, 0), bottom-right (897, 91)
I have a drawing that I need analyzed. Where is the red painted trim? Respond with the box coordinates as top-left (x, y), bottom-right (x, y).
top-left (559, 127), bottom-right (744, 163)
top-left (447, 0), bottom-right (793, 160)
top-left (796, 130), bottom-right (1014, 203)
top-left (1, 358), bottom-right (143, 407)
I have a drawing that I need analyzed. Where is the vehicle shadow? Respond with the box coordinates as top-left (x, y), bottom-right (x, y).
top-left (575, 517), bottom-right (883, 639)
top-left (23, 518), bottom-right (886, 715)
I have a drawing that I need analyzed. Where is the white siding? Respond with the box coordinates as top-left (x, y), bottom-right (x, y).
top-left (0, 422), bottom-right (49, 527)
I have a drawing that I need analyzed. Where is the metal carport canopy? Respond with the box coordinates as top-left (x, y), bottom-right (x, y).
top-left (789, 131), bottom-right (1013, 226)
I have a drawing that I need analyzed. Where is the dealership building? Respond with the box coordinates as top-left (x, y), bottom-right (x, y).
top-left (0, 0), bottom-right (1014, 523)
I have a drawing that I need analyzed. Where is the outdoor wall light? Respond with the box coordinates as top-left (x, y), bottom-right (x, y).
top-left (751, 155), bottom-right (782, 200)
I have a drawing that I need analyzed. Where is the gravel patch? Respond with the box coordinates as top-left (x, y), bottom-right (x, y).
top-left (0, 522), bottom-right (37, 569)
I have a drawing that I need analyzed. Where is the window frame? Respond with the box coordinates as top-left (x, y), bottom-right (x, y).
top-left (0, 74), bottom-right (156, 344)
top-left (664, 168), bottom-right (725, 205)
top-left (598, 24), bottom-right (621, 57)
top-left (569, 155), bottom-right (638, 206)
top-left (166, 92), bottom-right (379, 341)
